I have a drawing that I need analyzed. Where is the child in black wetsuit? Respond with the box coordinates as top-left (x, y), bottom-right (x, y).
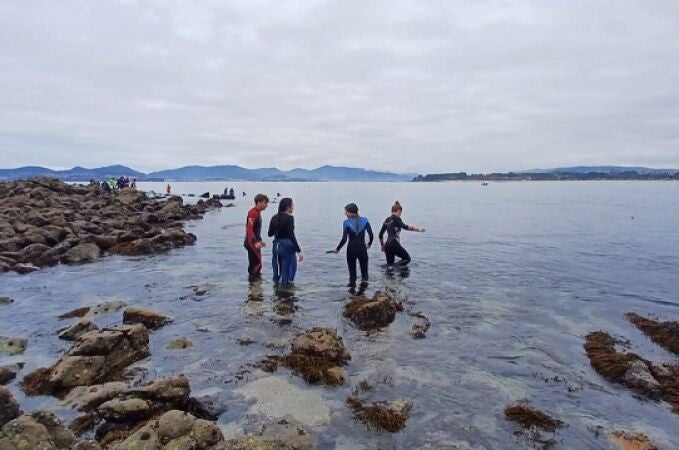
top-left (334, 203), bottom-right (374, 285)
top-left (378, 201), bottom-right (425, 266)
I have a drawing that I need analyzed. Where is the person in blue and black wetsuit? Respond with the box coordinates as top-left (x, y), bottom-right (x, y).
top-left (378, 201), bottom-right (425, 266)
top-left (334, 203), bottom-right (374, 285)
top-left (268, 197), bottom-right (304, 284)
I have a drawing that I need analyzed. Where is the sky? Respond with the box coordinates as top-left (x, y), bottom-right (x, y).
top-left (1, 0), bottom-right (678, 174)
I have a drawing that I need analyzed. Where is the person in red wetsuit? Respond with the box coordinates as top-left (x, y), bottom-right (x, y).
top-left (244, 194), bottom-right (269, 279)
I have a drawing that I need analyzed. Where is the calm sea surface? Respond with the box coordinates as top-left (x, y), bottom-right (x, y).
top-left (1, 181), bottom-right (678, 449)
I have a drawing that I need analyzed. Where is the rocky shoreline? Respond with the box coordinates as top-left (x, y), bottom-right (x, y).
top-left (0, 177), bottom-right (222, 274)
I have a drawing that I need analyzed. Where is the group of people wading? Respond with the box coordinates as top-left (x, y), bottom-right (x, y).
top-left (244, 194), bottom-right (425, 287)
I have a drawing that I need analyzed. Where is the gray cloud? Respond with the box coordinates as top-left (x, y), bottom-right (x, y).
top-left (1, 0), bottom-right (678, 173)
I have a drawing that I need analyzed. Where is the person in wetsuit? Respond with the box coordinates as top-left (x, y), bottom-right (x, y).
top-left (334, 203), bottom-right (373, 285)
top-left (378, 201), bottom-right (425, 266)
top-left (268, 197), bottom-right (303, 284)
top-left (244, 194), bottom-right (269, 279)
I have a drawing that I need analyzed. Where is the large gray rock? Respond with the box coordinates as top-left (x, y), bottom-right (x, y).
top-left (0, 411), bottom-right (77, 449)
top-left (0, 387), bottom-right (21, 426)
top-left (64, 243), bottom-right (101, 264)
top-left (22, 324), bottom-right (149, 396)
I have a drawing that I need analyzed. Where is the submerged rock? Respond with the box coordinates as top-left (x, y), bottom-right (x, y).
top-left (346, 396), bottom-right (413, 432)
top-left (0, 387), bottom-right (22, 426)
top-left (342, 291), bottom-right (403, 330)
top-left (22, 324), bottom-right (150, 396)
top-left (224, 417), bottom-right (314, 450)
top-left (504, 403), bottom-right (565, 432)
top-left (0, 411), bottom-right (77, 449)
top-left (0, 337), bottom-right (27, 355)
top-left (123, 307), bottom-right (172, 330)
top-left (608, 430), bottom-right (661, 450)
top-left (168, 336), bottom-right (194, 350)
top-left (410, 311), bottom-right (431, 339)
top-left (58, 319), bottom-right (98, 341)
top-left (627, 312), bottom-right (679, 355)
top-left (0, 363), bottom-right (24, 385)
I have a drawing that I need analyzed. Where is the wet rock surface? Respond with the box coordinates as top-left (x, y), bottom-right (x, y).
top-left (168, 336), bottom-right (194, 350)
top-left (0, 411), bottom-right (77, 449)
top-left (503, 403), bottom-right (565, 432)
top-left (224, 417), bottom-right (314, 450)
top-left (608, 430), bottom-right (661, 450)
top-left (0, 363), bottom-right (24, 385)
top-left (58, 319), bottom-right (99, 341)
top-left (0, 178), bottom-right (222, 274)
top-left (22, 324), bottom-right (150, 396)
top-left (0, 387), bottom-right (22, 426)
top-left (342, 291), bottom-right (403, 330)
top-left (346, 396), bottom-right (413, 432)
top-left (122, 307), bottom-right (172, 330)
top-left (263, 327), bottom-right (351, 386)
top-left (409, 311), bottom-right (431, 339)
top-left (627, 312), bottom-right (679, 355)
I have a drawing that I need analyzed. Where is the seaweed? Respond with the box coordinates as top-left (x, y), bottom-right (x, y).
top-left (627, 312), bottom-right (679, 355)
top-left (504, 403), bottom-right (564, 432)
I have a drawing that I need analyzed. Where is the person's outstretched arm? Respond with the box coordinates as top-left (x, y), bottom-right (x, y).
top-left (397, 216), bottom-right (425, 233)
top-left (378, 222), bottom-right (387, 250)
top-left (335, 225), bottom-right (349, 253)
top-left (366, 222), bottom-right (374, 248)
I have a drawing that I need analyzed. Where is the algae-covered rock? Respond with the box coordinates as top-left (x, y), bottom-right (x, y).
top-left (22, 324), bottom-right (149, 396)
top-left (123, 307), bottom-right (172, 330)
top-left (504, 403), bottom-right (564, 432)
top-left (342, 291), bottom-right (403, 331)
top-left (168, 336), bottom-right (194, 350)
top-left (0, 411), bottom-right (77, 449)
top-left (346, 396), bottom-right (413, 432)
top-left (608, 430), bottom-right (661, 450)
top-left (290, 327), bottom-right (351, 364)
top-left (627, 312), bottom-right (679, 355)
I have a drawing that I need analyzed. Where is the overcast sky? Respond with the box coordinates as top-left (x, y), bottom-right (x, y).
top-left (1, 1), bottom-right (678, 173)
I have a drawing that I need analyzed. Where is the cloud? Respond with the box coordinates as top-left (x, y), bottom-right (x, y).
top-left (1, 0), bottom-right (678, 173)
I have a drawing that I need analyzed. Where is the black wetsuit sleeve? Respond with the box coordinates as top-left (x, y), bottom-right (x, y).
top-left (366, 222), bottom-right (374, 246)
top-left (267, 215), bottom-right (277, 237)
top-left (289, 216), bottom-right (301, 252)
top-left (336, 225), bottom-right (349, 251)
top-left (254, 215), bottom-right (262, 242)
top-left (395, 216), bottom-right (410, 230)
top-left (378, 222), bottom-right (387, 242)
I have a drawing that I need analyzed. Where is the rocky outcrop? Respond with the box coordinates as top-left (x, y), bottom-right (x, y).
top-left (0, 363), bottom-right (24, 385)
top-left (0, 387), bottom-right (22, 426)
top-left (0, 177), bottom-right (222, 275)
top-left (504, 403), bottom-right (565, 432)
top-left (346, 396), bottom-right (413, 432)
top-left (627, 313), bottom-right (679, 355)
top-left (58, 319), bottom-right (98, 341)
top-left (262, 328), bottom-right (351, 386)
top-left (342, 291), bottom-right (403, 331)
top-left (58, 300), bottom-right (127, 320)
top-left (0, 411), bottom-right (77, 449)
top-left (122, 307), bottom-right (172, 330)
top-left (22, 324), bottom-right (150, 396)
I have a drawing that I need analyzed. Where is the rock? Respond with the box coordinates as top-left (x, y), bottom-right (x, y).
top-left (224, 418), bottom-right (314, 450)
top-left (167, 337), bottom-right (193, 350)
top-left (58, 306), bottom-right (91, 320)
top-left (0, 363), bottom-right (24, 385)
top-left (13, 263), bottom-right (39, 274)
top-left (0, 296), bottom-right (13, 306)
top-left (72, 441), bottom-right (103, 450)
top-left (410, 311), bottom-right (431, 339)
top-left (88, 300), bottom-right (128, 317)
top-left (130, 375), bottom-right (191, 404)
top-left (0, 387), bottom-right (21, 426)
top-left (290, 327), bottom-right (351, 364)
top-left (504, 403), bottom-right (565, 432)
top-left (22, 324), bottom-right (150, 396)
top-left (64, 243), bottom-right (101, 264)
top-left (98, 398), bottom-right (152, 422)
top-left (608, 430), bottom-right (661, 450)
top-left (187, 390), bottom-right (228, 421)
top-left (346, 397), bottom-right (413, 432)
top-left (627, 312), bottom-right (679, 355)
top-left (123, 307), bottom-right (172, 330)
top-left (342, 291), bottom-right (403, 330)
top-left (116, 410), bottom-right (224, 450)
top-left (623, 360), bottom-right (662, 398)
top-left (58, 319), bottom-right (98, 341)
top-left (0, 337), bottom-right (27, 355)
top-left (63, 382), bottom-right (130, 410)
top-left (0, 411), bottom-right (77, 449)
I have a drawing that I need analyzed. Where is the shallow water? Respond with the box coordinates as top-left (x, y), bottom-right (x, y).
top-left (1, 181), bottom-right (679, 449)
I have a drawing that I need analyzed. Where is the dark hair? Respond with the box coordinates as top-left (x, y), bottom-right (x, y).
top-left (391, 200), bottom-right (402, 213)
top-left (278, 197), bottom-right (293, 213)
top-left (254, 194), bottom-right (269, 204)
top-left (344, 203), bottom-right (358, 214)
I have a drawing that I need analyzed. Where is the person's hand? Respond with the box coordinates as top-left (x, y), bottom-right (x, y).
top-left (420, 228), bottom-right (426, 233)
top-left (366, 244), bottom-right (371, 250)
top-left (255, 241), bottom-right (265, 249)
top-left (380, 244), bottom-right (385, 252)
top-left (333, 249), bottom-right (339, 254)
top-left (298, 252), bottom-right (304, 262)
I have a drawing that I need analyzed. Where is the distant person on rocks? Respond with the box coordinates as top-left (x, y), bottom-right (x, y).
top-left (244, 194), bottom-right (269, 279)
top-left (166, 184), bottom-right (172, 195)
top-left (333, 203), bottom-right (373, 286)
top-left (268, 197), bottom-right (303, 284)
top-left (378, 201), bottom-right (425, 266)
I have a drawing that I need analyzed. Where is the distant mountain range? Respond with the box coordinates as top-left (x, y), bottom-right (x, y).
top-left (0, 164), bottom-right (416, 182)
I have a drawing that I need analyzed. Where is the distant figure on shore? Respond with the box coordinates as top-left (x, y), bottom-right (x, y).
top-left (379, 201), bottom-right (425, 266)
top-left (276, 192), bottom-right (281, 198)
top-left (333, 203), bottom-right (373, 286)
top-left (242, 191), bottom-right (246, 197)
top-left (166, 184), bottom-right (171, 195)
top-left (268, 197), bottom-right (303, 285)
top-left (131, 178), bottom-right (137, 189)
top-left (244, 194), bottom-right (269, 279)
top-left (230, 188), bottom-right (235, 198)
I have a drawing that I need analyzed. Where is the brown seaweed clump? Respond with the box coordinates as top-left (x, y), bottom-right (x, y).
top-left (343, 291), bottom-right (403, 331)
top-left (626, 313), bottom-right (679, 355)
top-left (609, 430), bottom-right (662, 450)
top-left (504, 403), bottom-right (564, 432)
top-left (346, 396), bottom-right (413, 432)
